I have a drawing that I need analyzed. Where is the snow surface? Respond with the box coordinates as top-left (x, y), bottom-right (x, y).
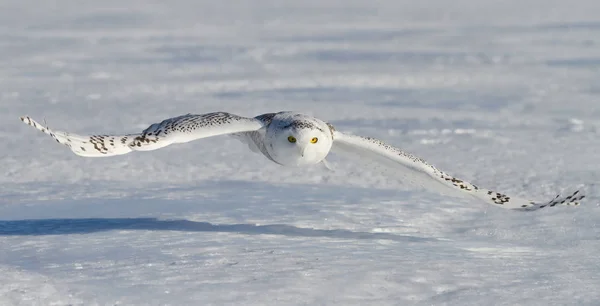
top-left (2, 0), bottom-right (600, 305)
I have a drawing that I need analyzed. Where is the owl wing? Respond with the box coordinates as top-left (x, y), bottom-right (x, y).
top-left (20, 112), bottom-right (269, 157)
top-left (331, 131), bottom-right (585, 211)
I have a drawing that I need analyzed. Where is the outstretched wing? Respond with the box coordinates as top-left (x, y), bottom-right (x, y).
top-left (20, 112), bottom-right (267, 157)
top-left (332, 131), bottom-right (584, 211)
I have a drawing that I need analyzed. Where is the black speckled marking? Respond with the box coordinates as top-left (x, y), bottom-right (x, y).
top-left (255, 113), bottom-right (277, 124)
top-left (21, 116), bottom-right (65, 146)
top-left (89, 135), bottom-right (109, 154)
top-left (326, 122), bottom-right (336, 138)
top-left (283, 120), bottom-right (325, 133)
top-left (128, 112), bottom-right (262, 149)
top-left (517, 191), bottom-right (584, 210)
top-left (20, 115), bottom-right (137, 156)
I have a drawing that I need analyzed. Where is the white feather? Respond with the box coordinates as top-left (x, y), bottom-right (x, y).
top-left (20, 112), bottom-right (265, 157)
top-left (332, 131), bottom-right (584, 211)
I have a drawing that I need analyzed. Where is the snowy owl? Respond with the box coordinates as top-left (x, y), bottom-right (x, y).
top-left (20, 111), bottom-right (584, 211)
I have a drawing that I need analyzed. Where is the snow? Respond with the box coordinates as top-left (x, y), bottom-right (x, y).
top-left (2, 0), bottom-right (600, 304)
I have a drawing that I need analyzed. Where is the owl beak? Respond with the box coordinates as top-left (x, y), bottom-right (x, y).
top-left (300, 146), bottom-right (307, 157)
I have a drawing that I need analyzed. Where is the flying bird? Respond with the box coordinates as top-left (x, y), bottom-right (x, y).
top-left (20, 111), bottom-right (585, 211)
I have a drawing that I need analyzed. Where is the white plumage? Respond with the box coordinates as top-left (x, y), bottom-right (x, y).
top-left (20, 111), bottom-right (585, 211)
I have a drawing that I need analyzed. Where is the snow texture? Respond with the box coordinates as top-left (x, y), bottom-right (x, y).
top-left (2, 0), bottom-right (600, 305)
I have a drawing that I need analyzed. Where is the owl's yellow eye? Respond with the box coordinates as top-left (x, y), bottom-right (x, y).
top-left (310, 137), bottom-right (318, 144)
top-left (287, 136), bottom-right (297, 143)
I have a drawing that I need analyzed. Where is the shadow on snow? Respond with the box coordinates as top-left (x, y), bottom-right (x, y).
top-left (0, 218), bottom-right (433, 242)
